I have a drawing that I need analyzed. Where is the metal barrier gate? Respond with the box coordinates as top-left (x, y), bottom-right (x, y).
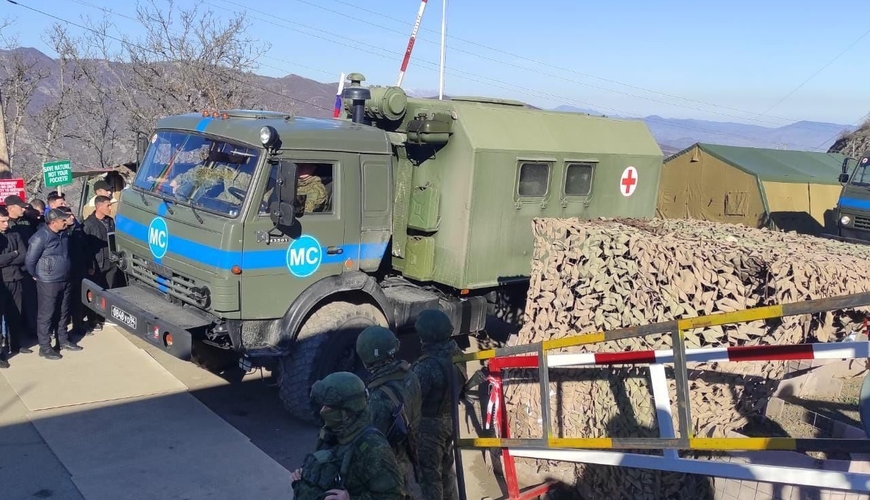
top-left (450, 292), bottom-right (870, 500)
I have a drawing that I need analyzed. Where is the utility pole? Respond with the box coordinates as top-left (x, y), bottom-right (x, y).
top-left (0, 88), bottom-right (10, 174)
top-left (439, 0), bottom-right (447, 100)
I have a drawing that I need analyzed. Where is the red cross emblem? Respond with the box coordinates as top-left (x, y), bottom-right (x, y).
top-left (620, 166), bottom-right (638, 197)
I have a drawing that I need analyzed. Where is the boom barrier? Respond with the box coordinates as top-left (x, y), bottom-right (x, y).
top-left (450, 292), bottom-right (870, 500)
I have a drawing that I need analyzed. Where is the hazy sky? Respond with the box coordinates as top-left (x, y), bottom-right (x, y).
top-left (5, 0), bottom-right (870, 127)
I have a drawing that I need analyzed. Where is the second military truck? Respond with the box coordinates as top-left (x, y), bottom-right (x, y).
top-left (81, 73), bottom-right (664, 422)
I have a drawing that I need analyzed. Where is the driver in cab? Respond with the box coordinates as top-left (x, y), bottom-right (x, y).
top-left (296, 163), bottom-right (328, 214)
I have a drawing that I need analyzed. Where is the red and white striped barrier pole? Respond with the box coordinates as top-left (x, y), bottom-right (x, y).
top-left (487, 341), bottom-right (870, 371)
top-left (396, 0), bottom-right (428, 87)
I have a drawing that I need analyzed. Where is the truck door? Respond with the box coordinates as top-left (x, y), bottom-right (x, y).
top-left (240, 153), bottom-right (357, 319)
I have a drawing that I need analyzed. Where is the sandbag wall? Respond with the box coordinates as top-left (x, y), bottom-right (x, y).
top-left (501, 218), bottom-right (870, 498)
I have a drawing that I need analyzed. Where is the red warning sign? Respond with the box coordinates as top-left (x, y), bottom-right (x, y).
top-left (620, 166), bottom-right (638, 197)
top-left (0, 179), bottom-right (26, 204)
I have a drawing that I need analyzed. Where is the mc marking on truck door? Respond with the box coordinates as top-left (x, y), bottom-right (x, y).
top-left (148, 217), bottom-right (169, 260)
top-left (286, 234), bottom-right (322, 278)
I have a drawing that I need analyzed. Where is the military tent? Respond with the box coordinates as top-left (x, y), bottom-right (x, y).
top-left (657, 143), bottom-right (849, 235)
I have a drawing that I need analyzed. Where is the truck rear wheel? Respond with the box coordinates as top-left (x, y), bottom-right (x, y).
top-left (277, 301), bottom-right (388, 424)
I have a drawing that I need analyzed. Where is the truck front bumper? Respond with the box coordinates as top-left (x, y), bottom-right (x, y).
top-left (81, 279), bottom-right (213, 359)
top-left (820, 232), bottom-right (870, 246)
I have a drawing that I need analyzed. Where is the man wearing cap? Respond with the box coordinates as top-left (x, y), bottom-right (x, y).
top-left (5, 195), bottom-right (38, 342)
top-left (25, 208), bottom-right (82, 360)
top-left (82, 180), bottom-right (117, 220)
top-left (5, 195), bottom-right (36, 243)
top-left (0, 207), bottom-right (29, 366)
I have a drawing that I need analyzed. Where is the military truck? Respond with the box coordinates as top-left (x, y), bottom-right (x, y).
top-left (825, 152), bottom-right (870, 245)
top-left (80, 73), bottom-right (663, 422)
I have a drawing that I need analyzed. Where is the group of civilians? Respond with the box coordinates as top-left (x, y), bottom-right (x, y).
top-left (0, 179), bottom-right (122, 366)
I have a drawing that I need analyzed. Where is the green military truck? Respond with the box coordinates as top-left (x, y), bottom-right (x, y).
top-left (81, 73), bottom-right (663, 422)
top-left (825, 152), bottom-right (870, 244)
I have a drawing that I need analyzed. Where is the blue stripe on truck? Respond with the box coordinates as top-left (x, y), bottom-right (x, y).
top-left (839, 197), bottom-right (870, 211)
top-left (115, 214), bottom-right (388, 272)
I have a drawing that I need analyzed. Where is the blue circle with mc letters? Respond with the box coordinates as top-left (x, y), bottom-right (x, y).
top-left (286, 235), bottom-right (323, 278)
top-left (148, 217), bottom-right (169, 259)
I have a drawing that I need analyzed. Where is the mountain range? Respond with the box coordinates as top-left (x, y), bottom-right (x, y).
top-left (1, 47), bottom-right (857, 168)
top-left (553, 105), bottom-right (856, 155)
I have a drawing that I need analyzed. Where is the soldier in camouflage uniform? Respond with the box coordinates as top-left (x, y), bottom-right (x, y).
top-left (412, 310), bottom-right (463, 500)
top-left (297, 163), bottom-right (329, 213)
top-left (356, 326), bottom-right (424, 499)
top-left (291, 371), bottom-right (408, 500)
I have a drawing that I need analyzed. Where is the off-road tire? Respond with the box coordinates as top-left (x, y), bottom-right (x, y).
top-left (277, 301), bottom-right (388, 424)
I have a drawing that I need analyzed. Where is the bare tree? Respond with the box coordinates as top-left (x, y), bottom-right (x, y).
top-left (0, 18), bottom-right (51, 174)
top-left (117, 0), bottom-right (270, 136)
top-left (62, 16), bottom-right (126, 169)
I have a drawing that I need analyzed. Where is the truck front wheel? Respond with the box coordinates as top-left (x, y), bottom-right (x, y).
top-left (276, 300), bottom-right (388, 424)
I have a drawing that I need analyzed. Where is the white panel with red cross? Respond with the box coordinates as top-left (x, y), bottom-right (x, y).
top-left (620, 166), bottom-right (638, 197)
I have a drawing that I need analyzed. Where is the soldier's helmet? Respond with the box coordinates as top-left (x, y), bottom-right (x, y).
top-left (310, 371), bottom-right (368, 412)
top-left (415, 309), bottom-right (454, 343)
top-left (355, 326), bottom-right (400, 367)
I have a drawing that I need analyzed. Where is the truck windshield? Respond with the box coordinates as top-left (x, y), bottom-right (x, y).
top-left (848, 157), bottom-right (870, 187)
top-left (133, 131), bottom-right (261, 218)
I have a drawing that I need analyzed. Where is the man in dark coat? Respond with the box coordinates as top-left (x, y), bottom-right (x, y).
top-left (25, 208), bottom-right (83, 360)
top-left (0, 207), bottom-right (28, 367)
top-left (82, 195), bottom-right (119, 331)
top-left (5, 195), bottom-right (38, 341)
top-left (58, 206), bottom-right (90, 336)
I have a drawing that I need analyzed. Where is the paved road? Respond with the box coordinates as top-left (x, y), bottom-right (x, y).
top-left (119, 328), bottom-right (508, 500)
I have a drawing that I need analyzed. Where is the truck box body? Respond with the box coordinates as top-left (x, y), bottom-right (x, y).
top-left (392, 97), bottom-right (664, 289)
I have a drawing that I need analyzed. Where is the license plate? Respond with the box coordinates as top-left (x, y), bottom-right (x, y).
top-left (111, 305), bottom-right (138, 330)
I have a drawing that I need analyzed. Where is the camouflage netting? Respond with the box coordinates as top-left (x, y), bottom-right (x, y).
top-left (501, 218), bottom-right (870, 499)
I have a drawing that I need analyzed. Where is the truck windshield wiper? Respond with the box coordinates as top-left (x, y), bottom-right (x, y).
top-left (139, 190), bottom-right (149, 206)
top-left (188, 203), bottom-right (204, 224)
top-left (160, 197), bottom-right (175, 215)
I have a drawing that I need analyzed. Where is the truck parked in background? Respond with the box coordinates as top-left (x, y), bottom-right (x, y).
top-left (826, 153), bottom-right (870, 244)
top-left (80, 73), bottom-right (664, 422)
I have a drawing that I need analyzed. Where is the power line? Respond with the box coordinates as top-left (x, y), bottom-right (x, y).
top-left (811, 112), bottom-right (870, 153)
top-left (7, 0), bottom-right (825, 149)
top-left (278, 0), bottom-right (808, 129)
top-left (755, 25), bottom-right (870, 119)
top-left (319, 0), bottom-right (818, 127)
top-left (208, 0), bottom-right (813, 148)
top-left (6, 0), bottom-right (334, 113)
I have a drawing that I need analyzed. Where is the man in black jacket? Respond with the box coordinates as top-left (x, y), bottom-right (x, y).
top-left (5, 195), bottom-right (38, 342)
top-left (25, 208), bottom-right (83, 360)
top-left (58, 206), bottom-right (90, 336)
top-left (0, 207), bottom-right (28, 368)
top-left (83, 195), bottom-right (119, 331)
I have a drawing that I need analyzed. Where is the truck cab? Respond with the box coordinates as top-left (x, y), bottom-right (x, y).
top-left (82, 76), bottom-right (664, 422)
top-left (828, 152), bottom-right (870, 244)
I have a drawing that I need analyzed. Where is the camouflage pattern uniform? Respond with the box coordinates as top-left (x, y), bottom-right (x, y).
top-left (356, 327), bottom-right (424, 499)
top-left (297, 175), bottom-right (328, 213)
top-left (172, 166), bottom-right (253, 205)
top-left (411, 310), bottom-right (463, 500)
top-left (292, 371), bottom-right (408, 500)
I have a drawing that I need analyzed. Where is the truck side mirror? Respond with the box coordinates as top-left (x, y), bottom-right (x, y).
top-left (270, 160), bottom-right (298, 227)
top-left (839, 173), bottom-right (850, 184)
top-left (136, 132), bottom-right (149, 167)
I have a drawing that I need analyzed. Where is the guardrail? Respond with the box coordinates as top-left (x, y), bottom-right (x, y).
top-left (450, 292), bottom-right (870, 500)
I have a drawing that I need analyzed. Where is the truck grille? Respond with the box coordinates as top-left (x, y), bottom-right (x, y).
top-left (855, 215), bottom-right (870, 230)
top-left (129, 254), bottom-right (209, 307)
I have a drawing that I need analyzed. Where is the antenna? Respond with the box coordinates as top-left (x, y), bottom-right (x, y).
top-left (439, 0), bottom-right (447, 100)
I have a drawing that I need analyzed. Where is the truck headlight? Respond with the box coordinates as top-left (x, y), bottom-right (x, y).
top-left (259, 126), bottom-right (277, 147)
top-left (841, 215), bottom-right (852, 226)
